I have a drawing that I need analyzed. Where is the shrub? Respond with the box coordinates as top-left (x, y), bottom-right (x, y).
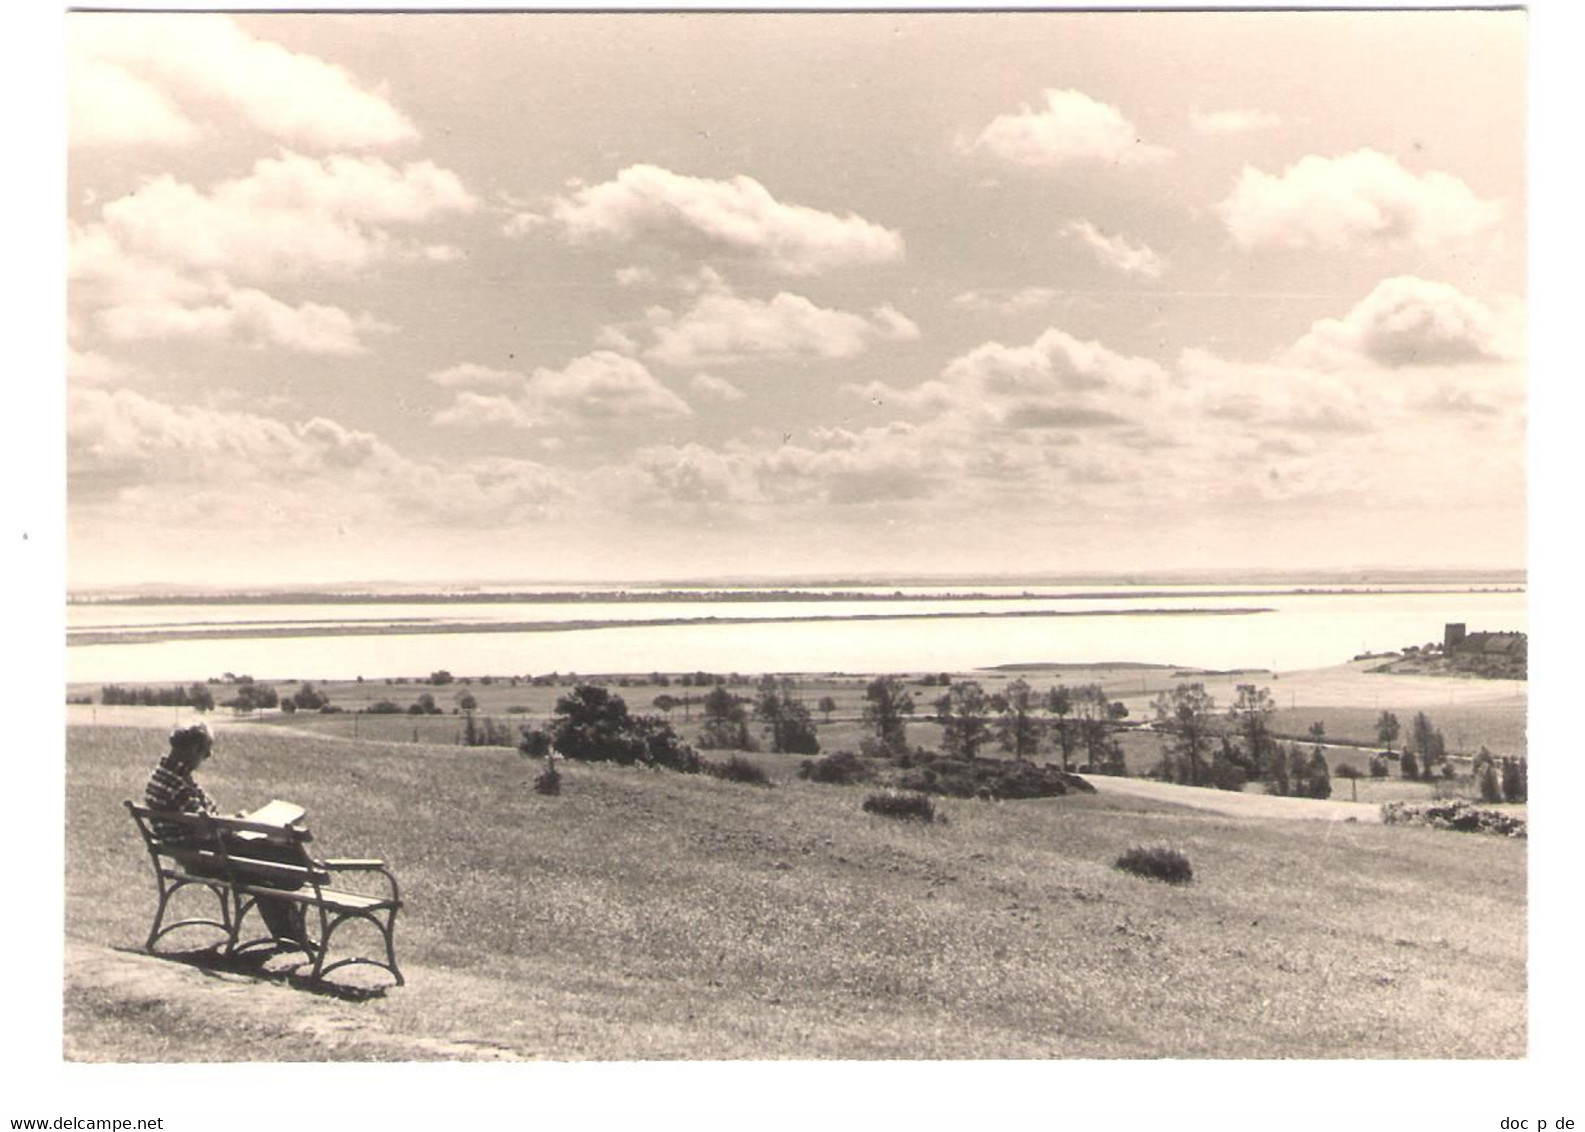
top-left (862, 790), bottom-right (937, 822)
top-left (532, 758), bottom-right (561, 796)
top-left (1381, 799), bottom-right (1526, 838)
top-left (799, 750), bottom-right (878, 785)
top-left (704, 755), bottom-right (773, 788)
top-left (1114, 845), bottom-right (1194, 885)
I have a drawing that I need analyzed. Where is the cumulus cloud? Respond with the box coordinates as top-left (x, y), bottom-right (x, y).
top-left (1219, 149), bottom-right (1502, 249)
top-left (1190, 107), bottom-right (1281, 135)
top-left (643, 286), bottom-right (920, 368)
top-left (431, 392), bottom-right (537, 430)
top-left (542, 164), bottom-right (904, 275)
top-left (1286, 276), bottom-right (1521, 369)
top-left (951, 287), bottom-right (1060, 314)
top-left (626, 423), bottom-right (937, 509)
top-left (851, 326), bottom-right (1168, 435)
top-left (92, 153), bottom-right (476, 280)
top-left (428, 363), bottom-right (526, 389)
top-left (689, 373), bottom-right (747, 403)
top-left (99, 287), bottom-right (392, 355)
top-left (970, 89), bottom-right (1171, 168)
top-left (432, 351), bottom-right (692, 429)
top-left (69, 386), bottom-right (570, 526)
top-left (68, 56), bottom-right (199, 147)
top-left (1062, 221), bottom-right (1168, 278)
top-left (67, 346), bottom-right (131, 386)
top-left (68, 14), bottom-right (418, 149)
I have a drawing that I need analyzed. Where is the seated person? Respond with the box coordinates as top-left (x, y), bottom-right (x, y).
top-left (145, 721), bottom-right (314, 946)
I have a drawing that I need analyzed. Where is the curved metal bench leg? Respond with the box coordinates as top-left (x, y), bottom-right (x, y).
top-left (384, 907), bottom-right (404, 986)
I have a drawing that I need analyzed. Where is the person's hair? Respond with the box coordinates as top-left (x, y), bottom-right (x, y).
top-left (169, 720), bottom-right (213, 759)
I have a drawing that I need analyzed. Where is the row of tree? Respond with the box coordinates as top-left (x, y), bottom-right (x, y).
top-left (1151, 684), bottom-right (1332, 797)
top-left (931, 678), bottom-right (1127, 772)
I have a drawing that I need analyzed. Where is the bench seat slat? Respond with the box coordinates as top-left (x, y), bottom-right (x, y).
top-left (232, 883), bottom-right (396, 913)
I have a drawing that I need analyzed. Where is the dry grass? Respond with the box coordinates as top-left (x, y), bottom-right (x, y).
top-left (68, 723), bottom-right (1525, 1059)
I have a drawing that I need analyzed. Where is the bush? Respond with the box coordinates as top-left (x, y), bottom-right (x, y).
top-left (704, 755), bottom-right (773, 788)
top-left (862, 790), bottom-right (937, 822)
top-left (532, 758), bottom-right (562, 796)
top-left (799, 750), bottom-right (878, 785)
top-left (1114, 844), bottom-right (1194, 885)
top-left (1381, 799), bottom-right (1526, 838)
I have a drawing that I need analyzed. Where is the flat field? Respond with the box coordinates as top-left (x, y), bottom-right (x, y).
top-left (67, 719), bottom-right (1525, 1060)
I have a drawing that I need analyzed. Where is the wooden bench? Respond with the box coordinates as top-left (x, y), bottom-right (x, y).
top-left (125, 801), bottom-right (404, 987)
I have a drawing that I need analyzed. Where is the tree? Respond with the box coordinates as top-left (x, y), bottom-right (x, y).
top-left (1227, 685), bottom-right (1276, 780)
top-left (429, 670), bottom-right (454, 685)
top-left (1400, 749), bottom-right (1420, 780)
top-left (934, 680), bottom-right (992, 760)
top-left (1153, 683), bottom-right (1218, 786)
top-left (1501, 756), bottom-right (1527, 803)
top-left (817, 695), bottom-right (837, 724)
top-left (457, 692), bottom-right (478, 712)
top-left (1044, 685), bottom-right (1077, 771)
top-left (1074, 684), bottom-right (1119, 773)
top-left (699, 685), bottom-right (754, 750)
top-left (548, 683), bottom-right (699, 772)
top-left (1304, 748), bottom-right (1332, 799)
top-left (1335, 763), bottom-right (1362, 801)
top-left (754, 678), bottom-right (820, 754)
top-left (993, 678), bottom-right (1041, 761)
top-left (1209, 737), bottom-right (1248, 792)
top-left (652, 694), bottom-right (679, 717)
top-left (1375, 711), bottom-right (1401, 753)
top-left (862, 676), bottom-right (915, 756)
top-left (292, 682), bottom-right (327, 711)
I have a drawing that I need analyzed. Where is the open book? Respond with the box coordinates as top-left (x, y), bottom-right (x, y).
top-left (242, 799), bottom-right (307, 827)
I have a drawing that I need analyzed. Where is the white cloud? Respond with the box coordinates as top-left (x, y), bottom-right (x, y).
top-left (432, 351), bottom-right (692, 429)
top-left (530, 351), bottom-right (693, 422)
top-left (68, 14), bottom-right (418, 149)
top-left (428, 363), bottom-right (526, 389)
top-left (1062, 220), bottom-right (1168, 279)
top-left (70, 387), bottom-right (570, 527)
top-left (951, 287), bottom-right (1059, 314)
top-left (544, 164), bottom-right (905, 275)
top-left (94, 153), bottom-right (476, 281)
top-left (1286, 276), bottom-right (1521, 369)
top-left (67, 346), bottom-right (131, 387)
top-left (615, 266), bottom-right (656, 287)
top-left (642, 284), bottom-right (919, 368)
top-left (431, 392), bottom-right (537, 430)
top-left (68, 56), bottom-right (199, 147)
top-left (1189, 107), bottom-right (1281, 136)
top-left (851, 326), bottom-right (1168, 435)
top-left (971, 89), bottom-right (1171, 168)
top-left (1219, 149), bottom-right (1502, 249)
top-left (99, 287), bottom-right (392, 355)
top-left (689, 373), bottom-right (747, 403)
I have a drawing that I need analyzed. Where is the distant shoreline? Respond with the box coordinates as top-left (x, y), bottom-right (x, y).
top-left (68, 585), bottom-right (1523, 606)
top-left (67, 604), bottom-right (1274, 648)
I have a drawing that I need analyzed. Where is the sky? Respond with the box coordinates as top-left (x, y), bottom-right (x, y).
top-left (64, 9), bottom-right (1528, 589)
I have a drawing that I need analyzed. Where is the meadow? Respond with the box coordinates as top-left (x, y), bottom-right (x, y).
top-left (66, 715), bottom-right (1526, 1060)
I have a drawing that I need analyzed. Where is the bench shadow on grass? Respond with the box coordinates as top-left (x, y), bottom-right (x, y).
top-left (114, 941), bottom-right (394, 1003)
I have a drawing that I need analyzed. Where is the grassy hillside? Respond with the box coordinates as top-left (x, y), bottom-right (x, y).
top-left (67, 724), bottom-right (1525, 1059)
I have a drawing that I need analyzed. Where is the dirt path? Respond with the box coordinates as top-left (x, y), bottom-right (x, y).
top-left (1080, 773), bottom-right (1382, 822)
top-left (63, 939), bottom-right (533, 1062)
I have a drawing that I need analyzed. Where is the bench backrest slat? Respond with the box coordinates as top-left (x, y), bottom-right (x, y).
top-left (126, 800), bottom-right (325, 887)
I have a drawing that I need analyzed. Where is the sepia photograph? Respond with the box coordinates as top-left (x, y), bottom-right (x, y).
top-left (20, 0), bottom-right (1577, 1122)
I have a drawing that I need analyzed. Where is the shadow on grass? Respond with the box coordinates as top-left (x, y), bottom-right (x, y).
top-left (113, 943), bottom-right (394, 1003)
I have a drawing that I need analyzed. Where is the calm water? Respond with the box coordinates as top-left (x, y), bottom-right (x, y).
top-left (65, 586), bottom-right (1526, 684)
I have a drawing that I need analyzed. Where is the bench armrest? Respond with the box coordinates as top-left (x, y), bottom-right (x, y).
top-left (323, 858), bottom-right (399, 902)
